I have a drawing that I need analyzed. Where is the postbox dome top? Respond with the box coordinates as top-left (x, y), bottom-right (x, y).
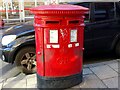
top-left (30, 4), bottom-right (89, 16)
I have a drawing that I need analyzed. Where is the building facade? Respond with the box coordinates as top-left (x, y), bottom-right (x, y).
top-left (0, 0), bottom-right (60, 23)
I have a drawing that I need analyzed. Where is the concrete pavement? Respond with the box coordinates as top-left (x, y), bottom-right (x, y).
top-left (0, 59), bottom-right (119, 89)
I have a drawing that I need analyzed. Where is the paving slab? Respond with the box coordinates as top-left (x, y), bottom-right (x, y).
top-left (0, 78), bottom-right (4, 83)
top-left (118, 61), bottom-right (120, 72)
top-left (102, 76), bottom-right (118, 88)
top-left (1, 59), bottom-right (119, 89)
top-left (107, 62), bottom-right (118, 70)
top-left (26, 74), bottom-right (36, 79)
top-left (27, 88), bottom-right (38, 90)
top-left (83, 65), bottom-right (89, 68)
top-left (2, 88), bottom-right (27, 90)
top-left (90, 65), bottom-right (118, 80)
top-left (6, 73), bottom-right (26, 82)
top-left (88, 60), bottom-right (118, 68)
top-left (83, 68), bottom-right (93, 75)
top-left (83, 61), bottom-right (109, 68)
top-left (105, 59), bottom-right (118, 64)
top-left (0, 83), bottom-right (3, 90)
top-left (27, 84), bottom-right (37, 88)
top-left (79, 74), bottom-right (107, 88)
top-left (26, 74), bottom-right (37, 86)
top-left (3, 79), bottom-right (26, 88)
top-left (114, 68), bottom-right (118, 73)
top-left (117, 59), bottom-right (120, 62)
top-left (119, 77), bottom-right (120, 89)
top-left (88, 62), bottom-right (106, 68)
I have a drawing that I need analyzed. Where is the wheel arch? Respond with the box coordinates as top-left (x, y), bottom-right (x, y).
top-left (111, 33), bottom-right (120, 51)
top-left (12, 42), bottom-right (36, 63)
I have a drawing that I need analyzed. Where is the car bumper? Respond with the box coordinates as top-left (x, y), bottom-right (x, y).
top-left (0, 47), bottom-right (13, 63)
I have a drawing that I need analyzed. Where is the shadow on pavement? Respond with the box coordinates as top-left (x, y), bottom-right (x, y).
top-left (84, 52), bottom-right (118, 65)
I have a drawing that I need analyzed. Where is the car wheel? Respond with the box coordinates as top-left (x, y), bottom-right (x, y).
top-left (116, 41), bottom-right (120, 57)
top-left (15, 47), bottom-right (36, 74)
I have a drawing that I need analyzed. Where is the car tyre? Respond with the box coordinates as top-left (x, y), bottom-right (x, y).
top-left (116, 41), bottom-right (120, 57)
top-left (15, 47), bottom-right (36, 74)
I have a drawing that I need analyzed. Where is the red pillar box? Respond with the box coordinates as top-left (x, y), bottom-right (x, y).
top-left (31, 5), bottom-right (89, 88)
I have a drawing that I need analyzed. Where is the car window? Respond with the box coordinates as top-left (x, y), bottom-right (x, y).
top-left (67, 2), bottom-right (90, 23)
top-left (78, 2), bottom-right (90, 8)
top-left (78, 3), bottom-right (90, 23)
top-left (94, 2), bottom-right (115, 21)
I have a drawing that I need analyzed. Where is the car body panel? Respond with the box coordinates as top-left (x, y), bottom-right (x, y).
top-left (1, 34), bottom-right (35, 63)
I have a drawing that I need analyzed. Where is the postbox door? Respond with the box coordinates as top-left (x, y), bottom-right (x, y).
top-left (44, 27), bottom-right (83, 77)
top-left (36, 27), bottom-right (45, 76)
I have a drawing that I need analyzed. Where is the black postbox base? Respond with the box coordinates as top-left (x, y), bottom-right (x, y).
top-left (37, 72), bottom-right (82, 89)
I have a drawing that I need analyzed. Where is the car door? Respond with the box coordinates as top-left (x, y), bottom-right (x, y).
top-left (88, 2), bottom-right (116, 52)
top-left (71, 2), bottom-right (97, 54)
top-left (78, 3), bottom-right (95, 54)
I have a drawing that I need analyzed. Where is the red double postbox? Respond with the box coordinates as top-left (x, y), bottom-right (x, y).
top-left (31, 5), bottom-right (89, 88)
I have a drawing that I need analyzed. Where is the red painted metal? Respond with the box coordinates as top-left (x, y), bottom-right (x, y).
top-left (31, 5), bottom-right (89, 77)
top-left (0, 18), bottom-right (4, 28)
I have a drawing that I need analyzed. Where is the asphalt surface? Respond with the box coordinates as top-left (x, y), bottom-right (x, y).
top-left (0, 27), bottom-right (21, 81)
